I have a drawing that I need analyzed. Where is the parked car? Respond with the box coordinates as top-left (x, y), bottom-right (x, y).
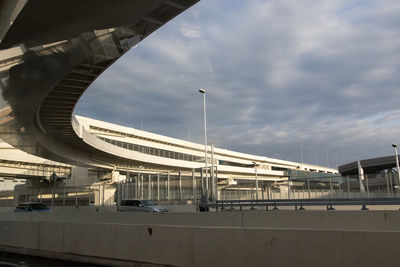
top-left (117, 200), bottom-right (168, 212)
top-left (14, 202), bottom-right (51, 212)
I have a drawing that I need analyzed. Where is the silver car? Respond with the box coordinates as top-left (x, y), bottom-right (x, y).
top-left (117, 200), bottom-right (168, 212)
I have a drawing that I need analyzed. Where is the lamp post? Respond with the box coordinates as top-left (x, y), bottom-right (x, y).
top-left (392, 143), bottom-right (400, 189)
top-left (199, 89), bottom-right (208, 200)
top-left (252, 161), bottom-right (259, 200)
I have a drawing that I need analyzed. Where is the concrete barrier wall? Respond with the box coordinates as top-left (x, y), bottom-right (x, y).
top-left (242, 211), bottom-right (400, 230)
top-left (1, 220), bottom-right (399, 266)
top-left (1, 209), bottom-right (400, 230)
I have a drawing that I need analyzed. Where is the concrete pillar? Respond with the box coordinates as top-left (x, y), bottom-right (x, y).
top-left (157, 173), bottom-right (160, 201)
top-left (164, 180), bottom-right (168, 200)
top-left (137, 176), bottom-right (139, 200)
top-left (192, 169), bottom-right (196, 201)
top-left (200, 168), bottom-right (204, 195)
top-left (179, 170), bottom-right (182, 200)
top-left (211, 144), bottom-right (215, 201)
top-left (167, 172), bottom-right (170, 200)
top-left (141, 175), bottom-right (143, 200)
top-left (126, 172), bottom-right (130, 199)
top-left (148, 174), bottom-right (151, 199)
top-left (357, 161), bottom-right (366, 193)
top-left (215, 166), bottom-right (218, 201)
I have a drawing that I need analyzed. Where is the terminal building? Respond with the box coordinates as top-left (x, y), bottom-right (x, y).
top-left (0, 115), bottom-right (338, 207)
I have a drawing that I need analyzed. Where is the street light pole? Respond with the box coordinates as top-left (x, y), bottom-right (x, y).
top-left (199, 89), bottom-right (208, 201)
top-left (392, 143), bottom-right (400, 189)
top-left (252, 161), bottom-right (259, 200)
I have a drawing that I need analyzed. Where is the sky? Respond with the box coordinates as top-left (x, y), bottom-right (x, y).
top-left (76, 0), bottom-right (400, 168)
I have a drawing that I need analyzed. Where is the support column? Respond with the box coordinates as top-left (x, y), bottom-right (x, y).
top-left (137, 171), bottom-right (141, 199)
top-left (307, 179), bottom-right (311, 199)
top-left (126, 172), bottom-right (130, 199)
top-left (215, 166), bottom-right (218, 201)
top-left (211, 144), bottom-right (215, 201)
top-left (192, 169), bottom-right (196, 201)
top-left (200, 168), bottom-right (204, 195)
top-left (167, 172), bottom-right (170, 200)
top-left (357, 160), bottom-right (366, 193)
top-left (157, 173), bottom-right (160, 201)
top-left (148, 174), bottom-right (151, 199)
top-left (165, 180), bottom-right (168, 200)
top-left (141, 175), bottom-right (144, 199)
top-left (179, 170), bottom-right (182, 200)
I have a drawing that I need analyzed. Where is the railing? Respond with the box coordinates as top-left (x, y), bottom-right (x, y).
top-left (207, 197), bottom-right (400, 211)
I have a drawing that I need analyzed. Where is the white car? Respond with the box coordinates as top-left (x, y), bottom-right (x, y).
top-left (117, 200), bottom-right (168, 212)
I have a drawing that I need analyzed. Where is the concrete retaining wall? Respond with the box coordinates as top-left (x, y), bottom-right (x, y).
top-left (1, 220), bottom-right (399, 266)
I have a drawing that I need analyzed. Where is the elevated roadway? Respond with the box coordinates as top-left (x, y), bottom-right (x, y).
top-left (0, 0), bottom-right (200, 171)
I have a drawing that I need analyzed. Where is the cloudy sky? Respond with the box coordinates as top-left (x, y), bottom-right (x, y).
top-left (76, 0), bottom-right (400, 168)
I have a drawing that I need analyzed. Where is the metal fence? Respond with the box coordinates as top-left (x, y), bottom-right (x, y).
top-left (2, 171), bottom-right (399, 208)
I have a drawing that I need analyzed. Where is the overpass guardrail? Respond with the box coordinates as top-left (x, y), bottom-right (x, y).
top-left (202, 198), bottom-right (400, 211)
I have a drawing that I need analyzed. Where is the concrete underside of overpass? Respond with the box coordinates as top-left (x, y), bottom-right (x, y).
top-left (0, 0), bottom-right (201, 172)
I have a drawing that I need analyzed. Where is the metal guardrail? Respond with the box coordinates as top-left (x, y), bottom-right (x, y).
top-left (201, 198), bottom-right (400, 211)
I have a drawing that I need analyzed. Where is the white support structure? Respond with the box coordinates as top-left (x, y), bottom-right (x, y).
top-left (357, 160), bottom-right (366, 193)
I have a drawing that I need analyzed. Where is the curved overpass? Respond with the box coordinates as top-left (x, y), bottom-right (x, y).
top-left (0, 1), bottom-right (337, 182)
top-left (0, 0), bottom-right (201, 170)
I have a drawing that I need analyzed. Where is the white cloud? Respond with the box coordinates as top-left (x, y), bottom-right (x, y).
top-left (180, 24), bottom-right (201, 38)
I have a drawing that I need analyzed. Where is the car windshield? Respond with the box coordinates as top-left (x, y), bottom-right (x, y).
top-left (30, 203), bottom-right (48, 210)
top-left (142, 200), bottom-right (157, 206)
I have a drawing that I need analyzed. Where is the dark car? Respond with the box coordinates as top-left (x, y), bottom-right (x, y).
top-left (14, 202), bottom-right (51, 212)
top-left (117, 199), bottom-right (168, 212)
